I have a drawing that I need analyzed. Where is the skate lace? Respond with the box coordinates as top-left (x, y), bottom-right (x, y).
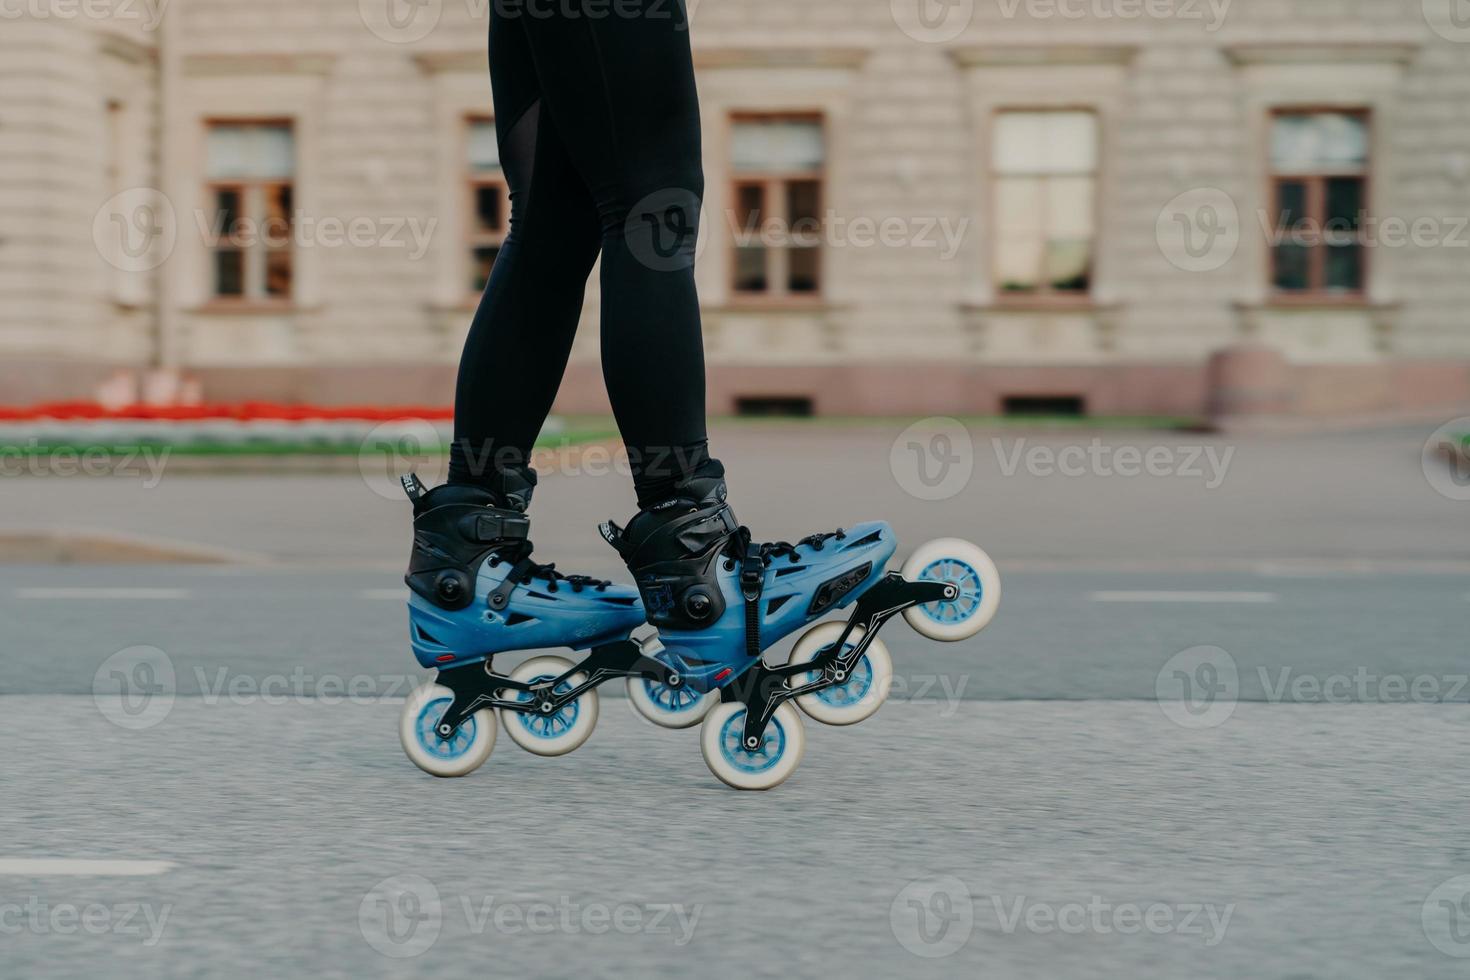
top-left (487, 541), bottom-right (611, 593)
top-left (724, 526), bottom-right (848, 566)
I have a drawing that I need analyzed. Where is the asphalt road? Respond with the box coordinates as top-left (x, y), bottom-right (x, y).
top-left (2, 421), bottom-right (1468, 978)
top-left (5, 700), bottom-right (1470, 979)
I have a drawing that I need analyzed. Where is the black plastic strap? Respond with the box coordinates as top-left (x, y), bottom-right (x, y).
top-left (401, 473), bottom-right (427, 502)
top-left (471, 512), bottom-right (530, 543)
top-left (487, 554), bottom-right (535, 611)
top-left (740, 541), bottom-right (764, 661)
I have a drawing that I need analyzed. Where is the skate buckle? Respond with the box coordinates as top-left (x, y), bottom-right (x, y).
top-left (739, 551), bottom-right (764, 601)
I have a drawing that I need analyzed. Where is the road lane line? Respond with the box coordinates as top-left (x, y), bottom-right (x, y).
top-left (0, 859), bottom-right (175, 877)
top-left (15, 588), bottom-right (190, 600)
top-left (1088, 591), bottom-right (1278, 604)
top-left (361, 589), bottom-right (409, 601)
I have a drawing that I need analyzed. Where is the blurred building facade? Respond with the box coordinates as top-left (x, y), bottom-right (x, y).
top-left (3, 0), bottom-right (1470, 419)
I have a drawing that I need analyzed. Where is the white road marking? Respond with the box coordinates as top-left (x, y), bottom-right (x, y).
top-left (0, 859), bottom-right (175, 877)
top-left (15, 588), bottom-right (189, 600)
top-left (361, 589), bottom-right (409, 601)
top-left (1088, 591), bottom-right (1278, 604)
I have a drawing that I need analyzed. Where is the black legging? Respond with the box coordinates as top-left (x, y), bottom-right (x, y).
top-left (448, 0), bottom-right (711, 506)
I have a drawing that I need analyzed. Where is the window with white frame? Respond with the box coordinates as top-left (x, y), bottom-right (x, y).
top-left (1269, 110), bottom-right (1369, 295)
top-left (991, 110), bottom-right (1097, 297)
top-left (729, 115), bottom-right (825, 299)
top-left (205, 122), bottom-right (295, 301)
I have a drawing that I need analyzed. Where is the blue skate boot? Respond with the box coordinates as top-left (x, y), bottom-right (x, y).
top-left (603, 462), bottom-right (1001, 790)
top-left (397, 469), bottom-right (680, 777)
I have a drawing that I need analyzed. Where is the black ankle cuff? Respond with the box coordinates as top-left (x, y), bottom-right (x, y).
top-left (632, 444), bottom-right (722, 509)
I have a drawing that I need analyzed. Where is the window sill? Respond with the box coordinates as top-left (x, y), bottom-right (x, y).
top-left (189, 301), bottom-right (307, 316)
top-left (964, 297), bottom-right (1119, 314)
top-left (1236, 296), bottom-right (1397, 312)
top-left (711, 297), bottom-right (832, 314)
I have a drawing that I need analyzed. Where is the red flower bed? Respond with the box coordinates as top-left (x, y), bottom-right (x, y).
top-left (0, 402), bottom-right (455, 423)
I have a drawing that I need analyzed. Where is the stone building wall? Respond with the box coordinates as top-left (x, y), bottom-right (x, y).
top-left (2, 0), bottom-right (1468, 417)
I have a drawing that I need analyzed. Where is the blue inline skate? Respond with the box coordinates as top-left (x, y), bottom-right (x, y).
top-left (603, 463), bottom-right (1001, 790)
top-left (397, 470), bottom-right (683, 777)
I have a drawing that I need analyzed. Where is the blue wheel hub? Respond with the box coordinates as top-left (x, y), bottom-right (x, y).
top-left (815, 648), bottom-right (874, 706)
top-left (643, 676), bottom-right (705, 714)
top-left (917, 558), bottom-right (984, 624)
top-left (719, 710), bottom-right (786, 774)
top-left (418, 696), bottom-right (477, 759)
top-left (508, 675), bottom-right (580, 739)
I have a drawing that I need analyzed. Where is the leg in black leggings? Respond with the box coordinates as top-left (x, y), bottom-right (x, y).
top-left (449, 0), bottom-right (712, 505)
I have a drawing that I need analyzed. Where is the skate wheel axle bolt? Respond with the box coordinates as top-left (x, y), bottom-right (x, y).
top-left (745, 736), bottom-right (760, 750)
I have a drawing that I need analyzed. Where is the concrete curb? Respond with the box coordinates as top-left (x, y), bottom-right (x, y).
top-left (0, 529), bottom-right (265, 565)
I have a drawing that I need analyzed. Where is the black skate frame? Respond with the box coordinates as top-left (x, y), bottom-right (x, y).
top-left (721, 572), bottom-right (958, 752)
top-left (430, 640), bottom-right (680, 742)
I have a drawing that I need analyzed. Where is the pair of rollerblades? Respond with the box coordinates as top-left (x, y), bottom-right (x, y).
top-left (397, 466), bottom-right (1000, 790)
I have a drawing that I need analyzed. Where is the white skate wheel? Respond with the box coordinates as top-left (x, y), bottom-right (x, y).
top-left (627, 673), bottom-right (719, 729)
top-left (627, 636), bottom-right (718, 729)
top-left (400, 682), bottom-right (497, 778)
top-left (700, 701), bottom-right (806, 791)
top-left (784, 622), bottom-right (893, 726)
top-left (499, 655), bottom-right (599, 757)
top-left (900, 538), bottom-right (1001, 641)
